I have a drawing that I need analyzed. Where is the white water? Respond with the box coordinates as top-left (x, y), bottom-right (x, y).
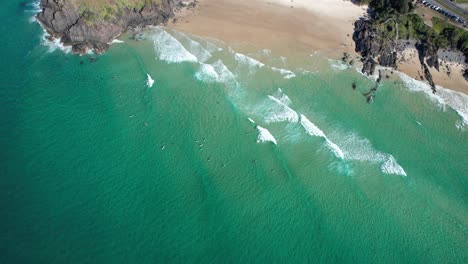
top-left (195, 63), bottom-right (219, 83)
top-left (170, 31), bottom-right (213, 63)
top-left (257, 126), bottom-right (277, 145)
top-left (271, 67), bottom-right (296, 79)
top-left (300, 114), bottom-right (345, 159)
top-left (148, 29), bottom-right (198, 63)
top-left (260, 95), bottom-right (299, 123)
top-left (273, 88), bottom-right (293, 106)
top-left (234, 52), bottom-right (266, 74)
top-left (40, 30), bottom-right (72, 53)
top-left (111, 39), bottom-right (125, 44)
top-left (146, 74), bottom-right (155, 88)
top-left (381, 155), bottom-right (407, 176)
top-left (26, 1), bottom-right (41, 23)
top-left (398, 72), bottom-right (468, 128)
top-left (338, 133), bottom-right (407, 176)
top-left (211, 60), bottom-right (239, 87)
top-left (329, 59), bottom-right (350, 71)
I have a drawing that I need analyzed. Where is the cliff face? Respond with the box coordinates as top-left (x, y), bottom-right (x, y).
top-left (353, 19), bottom-right (398, 76)
top-left (37, 0), bottom-right (186, 54)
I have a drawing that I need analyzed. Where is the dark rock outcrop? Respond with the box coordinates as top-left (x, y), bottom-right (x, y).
top-left (37, 0), bottom-right (189, 54)
top-left (353, 19), bottom-right (398, 76)
top-left (415, 41), bottom-right (439, 93)
top-left (361, 56), bottom-right (376, 76)
top-left (415, 41), bottom-right (440, 71)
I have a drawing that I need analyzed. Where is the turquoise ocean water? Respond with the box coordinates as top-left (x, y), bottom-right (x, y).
top-left (1, 1), bottom-right (467, 262)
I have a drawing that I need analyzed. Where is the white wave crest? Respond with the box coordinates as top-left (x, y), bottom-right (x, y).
top-left (338, 133), bottom-right (406, 176)
top-left (329, 59), bottom-right (349, 71)
top-left (195, 63), bottom-right (219, 83)
top-left (300, 114), bottom-right (344, 159)
top-left (234, 52), bottom-right (265, 74)
top-left (398, 72), bottom-right (468, 127)
top-left (272, 88), bottom-right (293, 106)
top-left (146, 74), bottom-right (155, 88)
top-left (26, 1), bottom-right (41, 22)
top-left (171, 31), bottom-right (212, 62)
top-left (381, 155), bottom-right (407, 176)
top-left (40, 30), bottom-right (72, 53)
top-left (257, 126), bottom-right (277, 145)
top-left (111, 39), bottom-right (125, 44)
top-left (261, 95), bottom-right (299, 123)
top-left (212, 60), bottom-right (239, 87)
top-left (148, 29), bottom-right (197, 63)
top-left (271, 67), bottom-right (296, 79)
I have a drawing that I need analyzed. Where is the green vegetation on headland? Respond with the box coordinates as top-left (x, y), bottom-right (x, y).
top-left (355, 0), bottom-right (468, 57)
top-left (37, 0), bottom-right (184, 54)
top-left (352, 0), bottom-right (467, 93)
top-left (60, 0), bottom-right (163, 23)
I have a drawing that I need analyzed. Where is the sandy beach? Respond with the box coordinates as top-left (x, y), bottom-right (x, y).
top-left (170, 0), bottom-right (467, 94)
top-left (397, 45), bottom-right (468, 94)
top-left (171, 0), bottom-right (365, 58)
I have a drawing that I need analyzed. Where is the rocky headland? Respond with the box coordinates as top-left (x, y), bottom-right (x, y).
top-left (352, 0), bottom-right (468, 93)
top-left (37, 0), bottom-right (196, 54)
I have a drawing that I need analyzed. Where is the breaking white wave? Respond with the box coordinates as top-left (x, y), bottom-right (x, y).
top-left (40, 30), bottom-right (72, 53)
top-left (381, 155), bottom-right (407, 176)
top-left (205, 41), bottom-right (223, 53)
top-left (271, 67), bottom-right (296, 79)
top-left (300, 114), bottom-right (344, 159)
top-left (148, 29), bottom-right (197, 63)
top-left (111, 39), bottom-right (125, 44)
top-left (171, 31), bottom-right (212, 63)
top-left (272, 88), bottom-right (293, 106)
top-left (398, 72), bottom-right (468, 127)
top-left (195, 63), bottom-right (219, 83)
top-left (26, 1), bottom-right (41, 23)
top-left (234, 52), bottom-right (265, 74)
top-left (338, 133), bottom-right (406, 176)
top-left (211, 60), bottom-right (239, 87)
top-left (256, 126), bottom-right (277, 145)
top-left (329, 59), bottom-right (349, 71)
top-left (260, 95), bottom-right (299, 123)
top-left (146, 74), bottom-right (155, 88)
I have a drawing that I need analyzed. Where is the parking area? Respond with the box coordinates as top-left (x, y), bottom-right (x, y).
top-left (417, 0), bottom-right (467, 26)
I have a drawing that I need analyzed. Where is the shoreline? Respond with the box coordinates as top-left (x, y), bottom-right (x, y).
top-left (169, 0), bottom-right (468, 95)
top-left (170, 0), bottom-right (365, 59)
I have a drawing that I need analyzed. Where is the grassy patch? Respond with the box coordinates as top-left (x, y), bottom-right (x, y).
top-left (71, 0), bottom-right (163, 23)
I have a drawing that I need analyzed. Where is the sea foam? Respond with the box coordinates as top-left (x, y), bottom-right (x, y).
top-left (273, 88), bottom-right (293, 106)
top-left (271, 67), bottom-right (296, 79)
top-left (262, 95), bottom-right (299, 123)
top-left (211, 60), bottom-right (239, 87)
top-left (234, 52), bottom-right (265, 74)
top-left (171, 31), bottom-right (212, 62)
top-left (146, 74), bottom-right (155, 88)
top-left (195, 63), bottom-right (219, 83)
top-left (111, 39), bottom-right (125, 44)
top-left (381, 155), bottom-right (407, 176)
top-left (338, 133), bottom-right (407, 176)
top-left (26, 1), bottom-right (41, 23)
top-left (41, 30), bottom-right (72, 53)
top-left (398, 72), bottom-right (468, 127)
top-left (300, 114), bottom-right (344, 159)
top-left (256, 126), bottom-right (277, 145)
top-left (149, 29), bottom-right (198, 63)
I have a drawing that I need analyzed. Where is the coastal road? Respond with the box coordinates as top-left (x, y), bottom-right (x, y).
top-left (425, 0), bottom-right (468, 19)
